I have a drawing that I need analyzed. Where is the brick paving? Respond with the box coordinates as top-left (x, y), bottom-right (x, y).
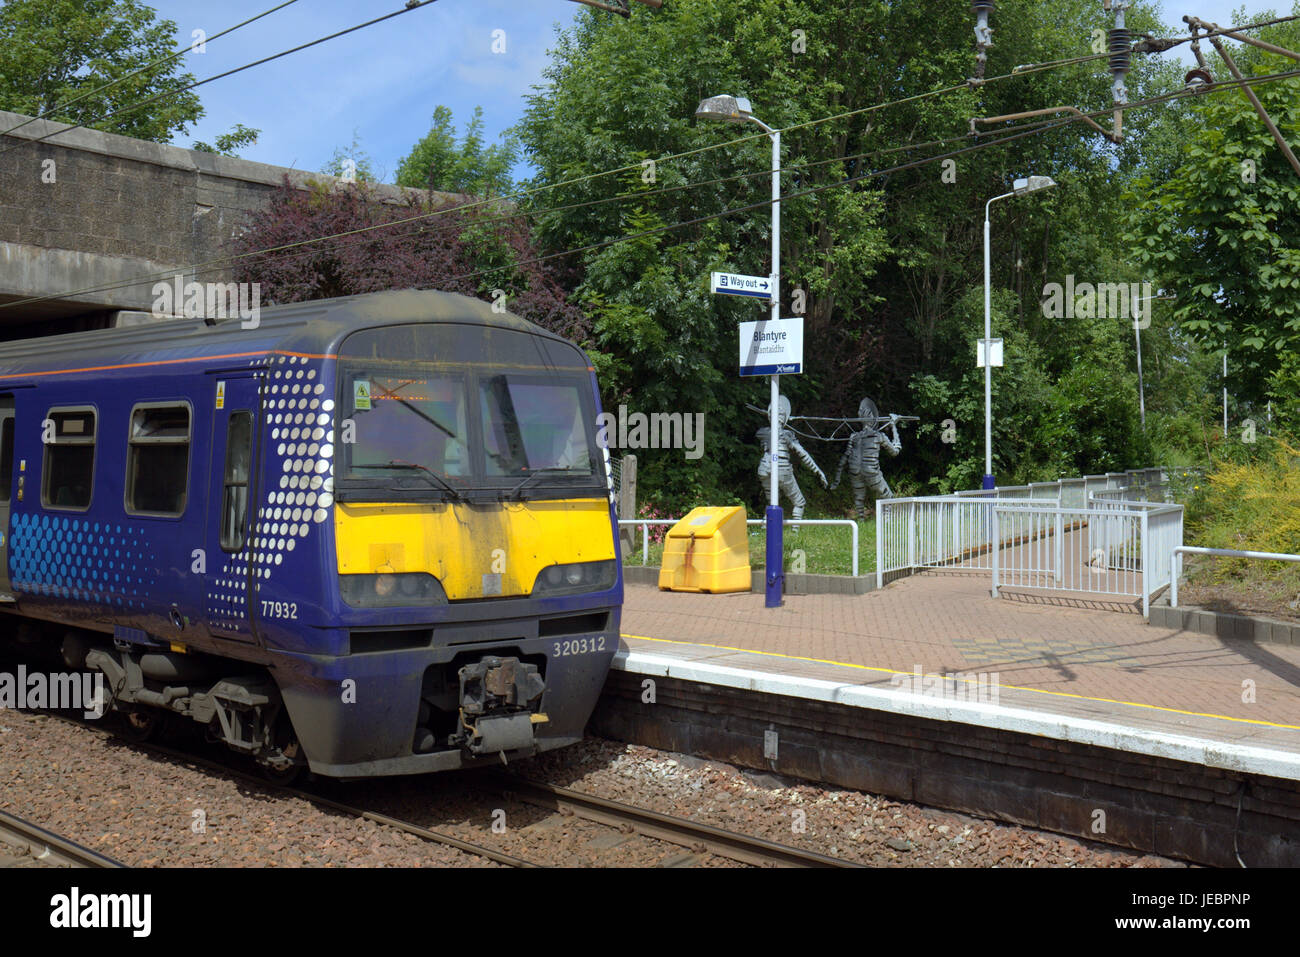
top-left (619, 571), bottom-right (1300, 757)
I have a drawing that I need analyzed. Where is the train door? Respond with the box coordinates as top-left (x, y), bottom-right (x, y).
top-left (204, 373), bottom-right (263, 642)
top-left (0, 396), bottom-right (12, 602)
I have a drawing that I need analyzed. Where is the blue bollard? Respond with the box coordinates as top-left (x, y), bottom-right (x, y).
top-left (765, 505), bottom-right (784, 607)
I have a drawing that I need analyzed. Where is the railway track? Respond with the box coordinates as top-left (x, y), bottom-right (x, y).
top-left (483, 773), bottom-right (861, 868)
top-left (294, 787), bottom-right (536, 868)
top-left (29, 712), bottom-right (530, 869)
top-left (0, 808), bottom-right (125, 868)
top-left (30, 711), bottom-right (853, 867)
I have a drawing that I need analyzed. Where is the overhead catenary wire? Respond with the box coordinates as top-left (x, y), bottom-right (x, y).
top-left (7, 61), bottom-right (1295, 314)
top-left (429, 82), bottom-right (1275, 290)
top-left (0, 7), bottom-right (1251, 268)
top-left (6, 62), bottom-right (1296, 311)
top-left (197, 129), bottom-right (997, 266)
top-left (234, 67), bottom-right (1300, 293)
top-left (0, 26), bottom-right (1156, 240)
top-left (0, 0), bottom-right (444, 159)
top-left (0, 0), bottom-right (301, 142)
top-left (0, 111), bottom-right (1088, 313)
top-left (0, 50), bottom-right (1105, 310)
top-left (2, 5), bottom-right (1292, 205)
top-left (5, 11), bottom-right (1300, 311)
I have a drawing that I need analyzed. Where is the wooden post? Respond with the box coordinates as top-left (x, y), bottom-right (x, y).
top-left (618, 454), bottom-right (637, 554)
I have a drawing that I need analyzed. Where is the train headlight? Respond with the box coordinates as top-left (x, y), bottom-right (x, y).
top-left (531, 560), bottom-right (616, 597)
top-left (340, 573), bottom-right (448, 607)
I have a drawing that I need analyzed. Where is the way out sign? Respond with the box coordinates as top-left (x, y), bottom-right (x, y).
top-left (711, 271), bottom-right (773, 300)
top-left (739, 317), bottom-right (803, 375)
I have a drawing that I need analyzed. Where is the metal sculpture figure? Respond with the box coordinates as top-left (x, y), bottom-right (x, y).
top-left (830, 398), bottom-right (902, 520)
top-left (756, 395), bottom-right (827, 523)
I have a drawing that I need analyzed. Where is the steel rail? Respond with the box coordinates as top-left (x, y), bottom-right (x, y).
top-left (40, 714), bottom-right (534, 869)
top-left (486, 774), bottom-right (863, 868)
top-left (0, 808), bottom-right (125, 868)
top-left (43, 711), bottom-right (851, 868)
top-left (292, 790), bottom-right (537, 869)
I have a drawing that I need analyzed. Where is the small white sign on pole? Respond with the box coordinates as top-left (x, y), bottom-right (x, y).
top-left (739, 318), bottom-right (803, 376)
top-left (977, 338), bottom-right (1004, 368)
top-left (711, 271), bottom-right (774, 300)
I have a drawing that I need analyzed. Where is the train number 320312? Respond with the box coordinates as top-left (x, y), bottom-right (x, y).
top-left (552, 636), bottom-right (607, 657)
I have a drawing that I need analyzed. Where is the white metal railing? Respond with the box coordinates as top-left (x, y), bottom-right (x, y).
top-left (948, 468), bottom-right (1173, 508)
top-left (877, 493), bottom-right (1183, 617)
top-left (876, 495), bottom-right (1058, 586)
top-left (989, 502), bottom-right (1183, 617)
top-left (1090, 482), bottom-right (1170, 504)
top-left (1170, 545), bottom-right (1300, 608)
top-left (617, 517), bottom-right (861, 577)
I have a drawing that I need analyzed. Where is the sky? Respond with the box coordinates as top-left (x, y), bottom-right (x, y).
top-left (153, 0), bottom-right (1265, 183)
top-left (157, 0), bottom-right (582, 182)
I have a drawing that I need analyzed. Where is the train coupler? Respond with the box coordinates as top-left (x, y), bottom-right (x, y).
top-left (450, 656), bottom-right (546, 756)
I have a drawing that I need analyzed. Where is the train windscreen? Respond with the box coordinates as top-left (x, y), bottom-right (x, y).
top-left (336, 323), bottom-right (602, 501)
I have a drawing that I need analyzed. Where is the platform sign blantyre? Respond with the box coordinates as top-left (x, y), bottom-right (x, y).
top-left (739, 318), bottom-right (803, 376)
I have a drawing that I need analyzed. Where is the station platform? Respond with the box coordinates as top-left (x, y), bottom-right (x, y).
top-left (592, 572), bottom-right (1300, 864)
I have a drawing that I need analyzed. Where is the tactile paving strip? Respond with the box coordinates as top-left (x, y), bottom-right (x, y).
top-left (950, 633), bottom-right (1141, 668)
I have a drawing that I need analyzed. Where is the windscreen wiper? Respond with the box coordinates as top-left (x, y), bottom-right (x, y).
top-left (502, 466), bottom-right (586, 501)
top-left (392, 398), bottom-right (456, 439)
top-left (354, 460), bottom-right (465, 501)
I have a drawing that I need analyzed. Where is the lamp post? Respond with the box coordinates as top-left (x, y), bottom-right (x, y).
top-left (695, 94), bottom-right (785, 607)
top-left (1222, 341), bottom-right (1229, 435)
top-left (1129, 291), bottom-right (1176, 431)
top-left (982, 174), bottom-right (1056, 490)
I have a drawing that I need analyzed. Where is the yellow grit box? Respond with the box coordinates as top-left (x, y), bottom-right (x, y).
top-left (658, 505), bottom-right (751, 594)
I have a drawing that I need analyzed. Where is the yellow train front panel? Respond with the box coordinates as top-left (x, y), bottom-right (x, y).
top-left (335, 497), bottom-right (615, 599)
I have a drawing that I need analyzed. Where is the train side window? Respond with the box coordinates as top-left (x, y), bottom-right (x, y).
top-left (220, 412), bottom-right (252, 552)
top-left (42, 407), bottom-right (97, 511)
top-left (0, 417), bottom-right (12, 504)
top-left (125, 403), bottom-right (191, 517)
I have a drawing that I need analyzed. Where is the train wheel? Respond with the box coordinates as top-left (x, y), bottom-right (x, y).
top-left (118, 709), bottom-right (160, 743)
top-left (259, 735), bottom-right (304, 786)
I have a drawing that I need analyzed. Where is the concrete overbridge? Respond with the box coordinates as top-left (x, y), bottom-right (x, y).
top-left (0, 108), bottom-right (452, 339)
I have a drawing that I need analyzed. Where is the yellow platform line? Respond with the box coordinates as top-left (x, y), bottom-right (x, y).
top-left (620, 632), bottom-right (1300, 732)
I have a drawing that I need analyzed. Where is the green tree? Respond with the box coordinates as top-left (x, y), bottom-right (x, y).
top-left (0, 0), bottom-right (202, 142)
top-left (518, 0), bottom-right (1213, 508)
top-left (320, 131), bottom-right (378, 184)
top-left (192, 123), bottom-right (259, 158)
top-left (1125, 13), bottom-right (1300, 412)
top-left (395, 105), bottom-right (518, 195)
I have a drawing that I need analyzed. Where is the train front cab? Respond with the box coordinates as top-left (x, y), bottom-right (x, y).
top-left (272, 319), bottom-right (623, 777)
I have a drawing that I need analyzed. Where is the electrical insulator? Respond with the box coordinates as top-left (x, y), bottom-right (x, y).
top-left (1184, 67), bottom-right (1214, 91)
top-left (1107, 1), bottom-right (1130, 113)
top-left (1109, 27), bottom-right (1131, 104)
top-left (972, 0), bottom-right (995, 80)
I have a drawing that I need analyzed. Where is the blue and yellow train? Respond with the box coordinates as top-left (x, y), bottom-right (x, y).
top-left (0, 289), bottom-right (623, 778)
